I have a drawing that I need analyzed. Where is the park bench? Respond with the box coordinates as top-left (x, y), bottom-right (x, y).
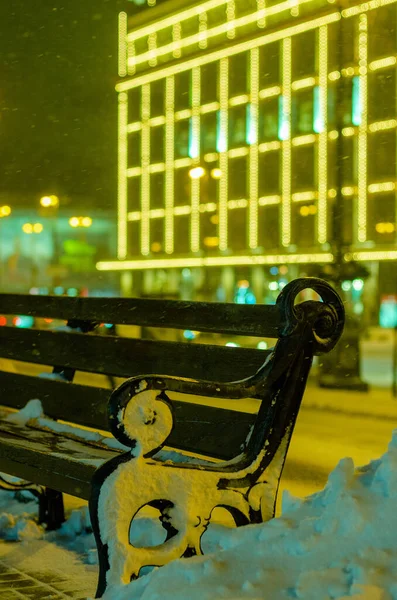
top-left (0, 277), bottom-right (344, 597)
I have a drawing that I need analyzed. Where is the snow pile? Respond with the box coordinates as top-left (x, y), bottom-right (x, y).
top-left (5, 399), bottom-right (128, 451)
top-left (100, 430), bottom-right (397, 600)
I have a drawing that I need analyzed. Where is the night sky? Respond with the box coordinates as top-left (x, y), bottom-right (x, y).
top-left (0, 0), bottom-right (153, 211)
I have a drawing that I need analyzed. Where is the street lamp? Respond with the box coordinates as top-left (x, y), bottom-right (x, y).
top-left (0, 205), bottom-right (11, 218)
top-left (68, 216), bottom-right (93, 228)
top-left (40, 195), bottom-right (59, 208)
top-left (22, 222), bottom-right (43, 234)
top-left (0, 206), bottom-right (12, 289)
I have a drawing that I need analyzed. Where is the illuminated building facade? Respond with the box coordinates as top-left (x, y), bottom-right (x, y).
top-left (99, 0), bottom-right (397, 312)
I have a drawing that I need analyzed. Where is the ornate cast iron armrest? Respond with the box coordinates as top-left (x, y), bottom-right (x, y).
top-left (89, 277), bottom-right (344, 596)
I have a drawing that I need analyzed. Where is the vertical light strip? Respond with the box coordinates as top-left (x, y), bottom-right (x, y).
top-left (257, 0), bottom-right (266, 28)
top-left (219, 58), bottom-right (229, 251)
top-left (118, 12), bottom-right (127, 77)
top-left (127, 41), bottom-right (136, 76)
top-left (357, 13), bottom-right (368, 243)
top-left (148, 32), bottom-right (158, 67)
top-left (249, 48), bottom-right (259, 249)
top-left (141, 84), bottom-right (151, 255)
top-left (226, 1), bottom-right (236, 40)
top-left (165, 76), bottom-right (175, 254)
top-left (281, 38), bottom-right (292, 247)
top-left (317, 25), bottom-right (328, 244)
top-left (172, 23), bottom-right (182, 58)
top-left (191, 67), bottom-right (201, 253)
top-left (199, 11), bottom-right (208, 49)
top-left (118, 92), bottom-right (128, 259)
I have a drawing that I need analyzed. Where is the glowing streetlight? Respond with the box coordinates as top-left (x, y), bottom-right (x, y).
top-left (0, 206), bottom-right (11, 218)
top-left (69, 217), bottom-right (80, 228)
top-left (22, 223), bottom-right (33, 234)
top-left (33, 223), bottom-right (43, 233)
top-left (22, 223), bottom-right (43, 234)
top-left (40, 195), bottom-right (59, 208)
top-left (188, 166), bottom-right (205, 179)
top-left (69, 216), bottom-right (93, 228)
top-left (81, 216), bottom-right (92, 228)
top-left (210, 168), bottom-right (222, 179)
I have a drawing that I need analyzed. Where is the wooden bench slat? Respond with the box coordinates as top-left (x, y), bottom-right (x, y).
top-left (0, 294), bottom-right (281, 337)
top-left (0, 371), bottom-right (110, 431)
top-left (0, 419), bottom-right (117, 500)
top-left (0, 327), bottom-right (271, 380)
top-left (0, 372), bottom-right (256, 460)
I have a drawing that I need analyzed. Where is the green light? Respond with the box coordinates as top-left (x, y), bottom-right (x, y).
top-left (313, 86), bottom-right (324, 133)
top-left (216, 110), bottom-right (227, 152)
top-left (278, 96), bottom-right (289, 140)
top-left (246, 104), bottom-right (257, 145)
top-left (188, 118), bottom-right (199, 158)
top-left (352, 77), bottom-right (361, 126)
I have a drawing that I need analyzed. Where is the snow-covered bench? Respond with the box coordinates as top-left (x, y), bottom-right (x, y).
top-left (0, 277), bottom-right (344, 596)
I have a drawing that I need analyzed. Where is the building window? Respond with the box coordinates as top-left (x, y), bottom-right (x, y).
top-left (292, 89), bottom-right (314, 136)
top-left (150, 80), bottom-right (165, 117)
top-left (174, 215), bottom-right (190, 253)
top-left (291, 146), bottom-right (315, 191)
top-left (150, 173), bottom-right (165, 209)
top-left (368, 131), bottom-right (396, 181)
top-left (228, 105), bottom-right (247, 148)
top-left (234, 0), bottom-right (257, 18)
top-left (128, 88), bottom-right (141, 123)
top-left (228, 208), bottom-right (247, 251)
top-left (342, 136), bottom-right (356, 186)
top-left (174, 168), bottom-right (190, 206)
top-left (341, 16), bottom-right (356, 65)
top-left (150, 126), bottom-right (164, 163)
top-left (368, 193), bottom-right (396, 244)
top-left (292, 30), bottom-right (316, 79)
top-left (201, 112), bottom-right (218, 154)
top-left (174, 120), bottom-right (190, 158)
top-left (200, 211), bottom-right (218, 250)
top-left (174, 71), bottom-right (191, 111)
top-left (201, 62), bottom-right (218, 104)
top-left (128, 221), bottom-right (140, 257)
top-left (127, 176), bottom-right (141, 212)
top-left (150, 218), bottom-right (164, 253)
top-left (292, 203), bottom-right (316, 248)
top-left (259, 151), bottom-right (280, 196)
top-left (200, 167), bottom-right (219, 203)
top-left (369, 70), bottom-right (396, 122)
top-left (341, 198), bottom-right (353, 245)
top-left (228, 157), bottom-right (247, 199)
top-left (328, 22), bottom-right (339, 74)
top-left (259, 205), bottom-right (279, 250)
top-left (128, 132), bottom-right (141, 167)
top-left (328, 136), bottom-right (356, 188)
top-left (259, 42), bottom-right (280, 88)
top-left (368, 5), bottom-right (397, 61)
top-left (229, 53), bottom-right (249, 97)
top-left (259, 97), bottom-right (279, 142)
top-left (327, 84), bottom-right (337, 129)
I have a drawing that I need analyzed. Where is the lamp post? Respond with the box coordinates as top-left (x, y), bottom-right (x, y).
top-left (0, 206), bottom-right (12, 290)
top-left (317, 3), bottom-right (369, 391)
top-left (22, 222), bottom-right (44, 288)
top-left (39, 195), bottom-right (60, 264)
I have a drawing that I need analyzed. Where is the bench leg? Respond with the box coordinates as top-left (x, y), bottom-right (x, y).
top-left (38, 488), bottom-right (65, 531)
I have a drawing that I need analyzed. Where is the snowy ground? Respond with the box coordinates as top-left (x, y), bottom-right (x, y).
top-left (0, 429), bottom-right (396, 599)
top-left (0, 381), bottom-right (396, 599)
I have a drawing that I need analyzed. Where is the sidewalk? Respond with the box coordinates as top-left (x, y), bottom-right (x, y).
top-left (0, 493), bottom-right (96, 600)
top-left (303, 379), bottom-right (397, 420)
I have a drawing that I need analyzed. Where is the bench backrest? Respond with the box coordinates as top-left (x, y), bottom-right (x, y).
top-left (0, 278), bottom-right (344, 460)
